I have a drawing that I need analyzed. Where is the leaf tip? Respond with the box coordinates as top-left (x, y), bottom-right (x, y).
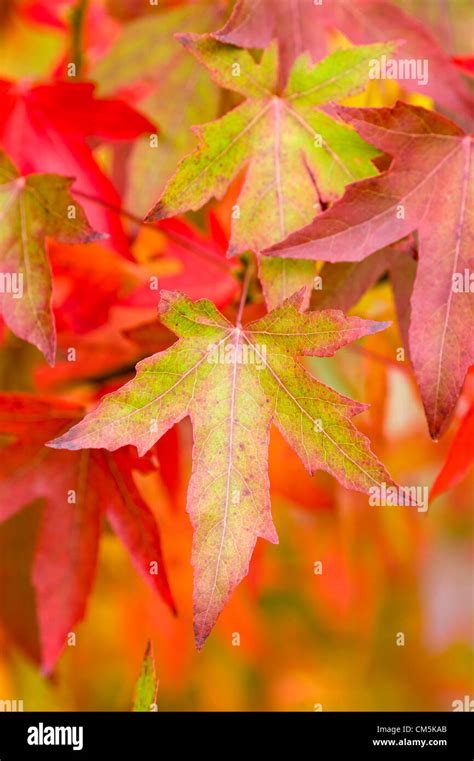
top-left (194, 627), bottom-right (209, 652)
top-left (86, 230), bottom-right (109, 243)
top-left (367, 319), bottom-right (391, 335)
top-left (157, 289), bottom-right (179, 316)
top-left (144, 202), bottom-right (168, 223)
top-left (44, 438), bottom-right (61, 450)
top-left (286, 287), bottom-right (310, 312)
top-left (45, 433), bottom-right (76, 451)
top-left (44, 349), bottom-right (56, 367)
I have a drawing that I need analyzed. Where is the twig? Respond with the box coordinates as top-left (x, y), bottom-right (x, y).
top-left (73, 189), bottom-right (231, 270)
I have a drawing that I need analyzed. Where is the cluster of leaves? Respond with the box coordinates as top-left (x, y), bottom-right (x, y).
top-left (0, 0), bottom-right (472, 673)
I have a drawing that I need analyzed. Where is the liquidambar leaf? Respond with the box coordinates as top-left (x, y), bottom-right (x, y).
top-left (133, 641), bottom-right (159, 712)
top-left (49, 290), bottom-right (396, 648)
top-left (430, 401), bottom-right (474, 502)
top-left (267, 103), bottom-right (474, 438)
top-left (0, 151), bottom-right (103, 364)
top-left (148, 36), bottom-right (393, 308)
top-left (147, 36), bottom-right (393, 259)
top-left (214, 0), bottom-right (474, 116)
top-left (0, 394), bottom-right (174, 673)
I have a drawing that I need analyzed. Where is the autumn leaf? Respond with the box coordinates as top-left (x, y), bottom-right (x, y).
top-left (0, 151), bottom-right (103, 364)
top-left (311, 238), bottom-right (417, 356)
top-left (0, 79), bottom-right (154, 254)
top-left (132, 640), bottom-right (159, 712)
top-left (0, 393), bottom-right (175, 673)
top-left (32, 303), bottom-right (175, 393)
top-left (34, 330), bottom-right (143, 392)
top-left (50, 239), bottom-right (141, 335)
top-left (388, 241), bottom-right (418, 358)
top-left (214, 0), bottom-right (474, 116)
top-left (146, 36), bottom-right (393, 256)
top-left (267, 102), bottom-right (474, 439)
top-left (146, 35), bottom-right (394, 306)
top-left (311, 246), bottom-right (400, 313)
top-left (430, 400), bottom-right (474, 501)
top-left (259, 256), bottom-right (317, 311)
top-left (49, 289), bottom-right (396, 647)
top-left (0, 501), bottom-right (42, 664)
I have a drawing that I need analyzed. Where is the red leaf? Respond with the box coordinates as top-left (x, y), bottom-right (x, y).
top-left (430, 402), bottom-right (474, 501)
top-left (214, 0), bottom-right (474, 116)
top-left (452, 56), bottom-right (474, 77)
top-left (50, 239), bottom-right (141, 334)
top-left (268, 103), bottom-right (473, 439)
top-left (153, 427), bottom-right (181, 506)
top-left (0, 393), bottom-right (174, 672)
top-left (32, 450), bottom-right (103, 674)
top-left (0, 80), bottom-right (154, 256)
top-left (0, 502), bottom-right (42, 664)
top-left (20, 1), bottom-right (71, 30)
top-left (102, 447), bottom-right (176, 611)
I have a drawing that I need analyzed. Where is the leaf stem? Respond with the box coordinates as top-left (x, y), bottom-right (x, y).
top-left (236, 262), bottom-right (252, 326)
top-left (69, 0), bottom-right (89, 78)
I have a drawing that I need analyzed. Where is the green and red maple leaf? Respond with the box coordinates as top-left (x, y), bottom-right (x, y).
top-left (49, 289), bottom-right (396, 647)
top-left (147, 36), bottom-right (393, 306)
top-left (0, 151), bottom-right (103, 364)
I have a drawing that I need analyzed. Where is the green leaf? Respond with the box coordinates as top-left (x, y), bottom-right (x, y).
top-left (0, 152), bottom-right (102, 364)
top-left (49, 290), bottom-right (396, 648)
top-left (132, 641), bottom-right (158, 712)
top-left (147, 38), bottom-right (395, 258)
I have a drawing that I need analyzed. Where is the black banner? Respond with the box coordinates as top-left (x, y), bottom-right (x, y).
top-left (0, 711), bottom-right (472, 758)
